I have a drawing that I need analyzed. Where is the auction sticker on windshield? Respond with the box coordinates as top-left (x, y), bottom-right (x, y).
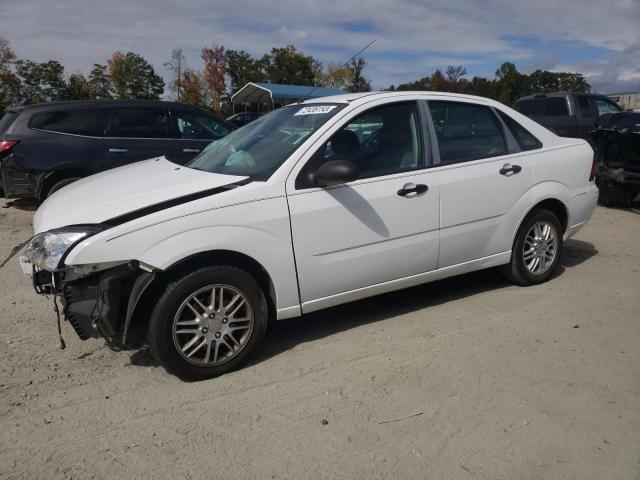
top-left (294, 105), bottom-right (338, 116)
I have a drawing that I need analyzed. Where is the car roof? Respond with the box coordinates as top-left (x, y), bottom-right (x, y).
top-left (516, 92), bottom-right (610, 102)
top-left (299, 90), bottom-right (497, 107)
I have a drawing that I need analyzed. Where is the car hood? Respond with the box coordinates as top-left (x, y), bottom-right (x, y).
top-left (33, 157), bottom-right (247, 233)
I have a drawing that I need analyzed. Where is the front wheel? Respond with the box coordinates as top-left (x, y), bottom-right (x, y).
top-left (501, 209), bottom-right (563, 286)
top-left (148, 265), bottom-right (268, 381)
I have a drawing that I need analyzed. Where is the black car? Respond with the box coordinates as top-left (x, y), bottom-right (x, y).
top-left (0, 100), bottom-right (233, 201)
top-left (514, 92), bottom-right (624, 141)
top-left (591, 111), bottom-right (640, 207)
top-left (226, 111), bottom-right (260, 128)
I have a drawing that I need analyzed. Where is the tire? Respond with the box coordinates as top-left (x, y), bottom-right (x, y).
top-left (148, 265), bottom-right (267, 381)
top-left (45, 177), bottom-right (81, 199)
top-left (500, 209), bottom-right (563, 286)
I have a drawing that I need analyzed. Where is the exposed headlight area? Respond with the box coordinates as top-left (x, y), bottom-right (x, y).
top-left (25, 226), bottom-right (103, 271)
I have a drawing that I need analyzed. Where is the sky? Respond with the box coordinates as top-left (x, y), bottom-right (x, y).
top-left (1, 0), bottom-right (639, 94)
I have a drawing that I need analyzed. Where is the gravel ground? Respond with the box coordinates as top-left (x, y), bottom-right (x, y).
top-left (0, 199), bottom-right (639, 480)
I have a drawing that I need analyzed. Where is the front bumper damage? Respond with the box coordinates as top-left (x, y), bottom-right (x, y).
top-left (33, 262), bottom-right (155, 346)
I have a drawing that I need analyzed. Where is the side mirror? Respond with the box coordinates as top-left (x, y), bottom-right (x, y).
top-left (315, 160), bottom-right (360, 187)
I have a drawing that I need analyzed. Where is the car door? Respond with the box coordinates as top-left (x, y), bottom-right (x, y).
top-left (103, 107), bottom-right (172, 169)
top-left (573, 95), bottom-right (597, 141)
top-left (428, 100), bottom-right (534, 268)
top-left (168, 109), bottom-right (233, 165)
top-left (286, 100), bottom-right (440, 311)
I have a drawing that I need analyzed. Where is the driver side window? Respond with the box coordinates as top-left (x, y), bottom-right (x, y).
top-left (296, 102), bottom-right (423, 188)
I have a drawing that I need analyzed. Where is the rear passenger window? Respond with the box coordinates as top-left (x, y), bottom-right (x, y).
top-left (531, 99), bottom-right (546, 115)
top-left (497, 110), bottom-right (543, 151)
top-left (545, 98), bottom-right (569, 116)
top-left (515, 100), bottom-right (532, 114)
top-left (107, 108), bottom-right (168, 138)
top-left (30, 109), bottom-right (108, 136)
top-left (428, 101), bottom-right (507, 164)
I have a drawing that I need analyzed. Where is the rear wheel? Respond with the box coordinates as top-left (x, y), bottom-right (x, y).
top-left (148, 265), bottom-right (267, 381)
top-left (501, 209), bottom-right (563, 286)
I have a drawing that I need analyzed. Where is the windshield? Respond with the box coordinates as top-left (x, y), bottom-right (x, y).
top-left (186, 103), bottom-right (345, 177)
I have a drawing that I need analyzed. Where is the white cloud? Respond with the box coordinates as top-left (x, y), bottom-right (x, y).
top-left (1, 0), bottom-right (639, 91)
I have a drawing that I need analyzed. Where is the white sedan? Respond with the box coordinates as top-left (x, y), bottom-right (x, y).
top-left (21, 91), bottom-right (598, 380)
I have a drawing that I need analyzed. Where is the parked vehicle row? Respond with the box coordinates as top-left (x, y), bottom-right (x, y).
top-left (0, 100), bottom-right (233, 201)
top-left (514, 92), bottom-right (623, 141)
top-left (16, 91), bottom-right (598, 380)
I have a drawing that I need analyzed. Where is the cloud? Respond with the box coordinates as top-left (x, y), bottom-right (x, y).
top-left (2, 0), bottom-right (639, 91)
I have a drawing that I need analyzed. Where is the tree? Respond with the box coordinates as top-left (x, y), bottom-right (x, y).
top-left (346, 57), bottom-right (371, 92)
top-left (15, 59), bottom-right (67, 104)
top-left (87, 64), bottom-right (113, 99)
top-left (107, 51), bottom-right (164, 99)
top-left (201, 44), bottom-right (228, 112)
top-left (316, 63), bottom-right (354, 89)
top-left (164, 48), bottom-right (186, 101)
top-left (446, 65), bottom-right (467, 83)
top-left (226, 49), bottom-right (265, 93)
top-left (556, 72), bottom-right (590, 93)
top-left (260, 45), bottom-right (321, 85)
top-left (65, 73), bottom-right (91, 100)
top-left (180, 68), bottom-right (206, 107)
top-left (494, 62), bottom-right (530, 105)
top-left (0, 37), bottom-right (21, 111)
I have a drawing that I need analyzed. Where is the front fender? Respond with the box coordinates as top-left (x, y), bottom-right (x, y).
top-left (65, 196), bottom-right (301, 317)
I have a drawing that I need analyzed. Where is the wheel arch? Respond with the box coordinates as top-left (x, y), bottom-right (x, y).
top-left (37, 168), bottom-right (92, 201)
top-left (512, 197), bottom-right (569, 249)
top-left (126, 249), bottom-right (277, 341)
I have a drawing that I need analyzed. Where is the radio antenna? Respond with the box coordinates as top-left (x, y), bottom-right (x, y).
top-left (297, 39), bottom-right (376, 104)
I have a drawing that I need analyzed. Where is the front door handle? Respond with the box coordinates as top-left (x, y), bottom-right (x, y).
top-left (108, 148), bottom-right (128, 153)
top-left (499, 163), bottom-right (522, 176)
top-left (182, 148), bottom-right (200, 153)
top-left (397, 183), bottom-right (428, 197)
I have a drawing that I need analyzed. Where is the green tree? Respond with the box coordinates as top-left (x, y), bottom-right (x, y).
top-left (494, 62), bottom-right (530, 105)
top-left (346, 57), bottom-right (371, 92)
top-left (0, 37), bottom-right (21, 111)
top-left (226, 49), bottom-right (265, 93)
top-left (107, 51), bottom-right (164, 99)
top-left (65, 73), bottom-right (91, 100)
top-left (15, 59), bottom-right (67, 104)
top-left (260, 45), bottom-right (321, 85)
top-left (87, 64), bottom-right (113, 99)
top-left (556, 72), bottom-right (590, 92)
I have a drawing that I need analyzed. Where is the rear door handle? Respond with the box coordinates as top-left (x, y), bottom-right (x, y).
top-left (108, 148), bottom-right (128, 153)
top-left (397, 183), bottom-right (428, 197)
top-left (499, 163), bottom-right (522, 176)
top-left (182, 148), bottom-right (200, 153)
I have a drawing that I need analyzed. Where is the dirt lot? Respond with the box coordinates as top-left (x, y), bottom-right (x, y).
top-left (0, 199), bottom-right (639, 480)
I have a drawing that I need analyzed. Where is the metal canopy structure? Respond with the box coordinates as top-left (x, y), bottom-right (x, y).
top-left (231, 82), bottom-right (346, 109)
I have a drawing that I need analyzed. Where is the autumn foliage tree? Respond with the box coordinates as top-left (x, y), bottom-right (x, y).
top-left (201, 45), bottom-right (228, 112)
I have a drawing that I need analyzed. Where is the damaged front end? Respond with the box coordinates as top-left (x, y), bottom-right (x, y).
top-left (591, 112), bottom-right (640, 207)
top-left (21, 227), bottom-right (156, 347)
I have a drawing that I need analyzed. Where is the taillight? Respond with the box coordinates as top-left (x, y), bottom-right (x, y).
top-left (0, 140), bottom-right (19, 154)
top-left (589, 161), bottom-right (596, 182)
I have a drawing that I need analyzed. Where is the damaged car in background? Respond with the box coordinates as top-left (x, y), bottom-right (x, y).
top-left (591, 111), bottom-right (640, 207)
top-left (7, 91), bottom-right (598, 381)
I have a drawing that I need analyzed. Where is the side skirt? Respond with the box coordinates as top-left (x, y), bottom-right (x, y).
top-left (298, 251), bottom-right (512, 315)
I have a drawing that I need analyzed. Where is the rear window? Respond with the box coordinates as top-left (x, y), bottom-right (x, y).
top-left (545, 97), bottom-right (569, 116)
top-left (515, 100), bottom-right (532, 114)
top-left (30, 109), bottom-right (109, 136)
top-left (531, 99), bottom-right (546, 115)
top-left (0, 111), bottom-right (19, 133)
top-left (107, 108), bottom-right (168, 138)
top-left (497, 110), bottom-right (543, 151)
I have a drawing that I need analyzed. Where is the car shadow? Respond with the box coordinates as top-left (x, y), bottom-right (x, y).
top-left (1, 198), bottom-right (38, 211)
top-left (126, 239), bottom-right (599, 374)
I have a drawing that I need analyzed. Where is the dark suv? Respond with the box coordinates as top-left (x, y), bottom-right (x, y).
top-left (514, 92), bottom-right (624, 141)
top-left (0, 100), bottom-right (233, 201)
